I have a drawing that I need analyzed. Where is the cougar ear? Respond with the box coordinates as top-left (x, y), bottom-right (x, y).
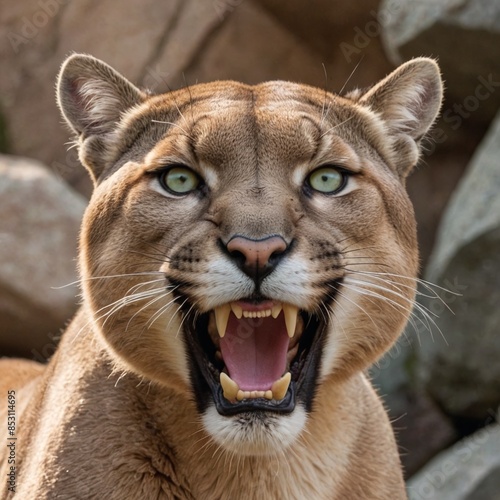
top-left (358, 58), bottom-right (443, 178)
top-left (57, 53), bottom-right (146, 182)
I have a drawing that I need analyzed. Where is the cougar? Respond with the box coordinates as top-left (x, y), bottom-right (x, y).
top-left (0, 53), bottom-right (442, 499)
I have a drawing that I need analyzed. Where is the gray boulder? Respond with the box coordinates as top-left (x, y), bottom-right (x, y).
top-left (417, 112), bottom-right (500, 419)
top-left (379, 0), bottom-right (500, 128)
top-left (407, 423), bottom-right (500, 500)
top-left (0, 155), bottom-right (85, 358)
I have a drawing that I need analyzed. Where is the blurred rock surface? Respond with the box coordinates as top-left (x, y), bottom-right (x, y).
top-left (380, 0), bottom-right (500, 128)
top-left (0, 154), bottom-right (85, 358)
top-left (407, 423), bottom-right (500, 500)
top-left (417, 113), bottom-right (500, 421)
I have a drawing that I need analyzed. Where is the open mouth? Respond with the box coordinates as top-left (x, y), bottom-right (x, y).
top-left (184, 297), bottom-right (327, 416)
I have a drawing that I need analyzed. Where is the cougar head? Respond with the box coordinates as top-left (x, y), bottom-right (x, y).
top-left (57, 54), bottom-right (442, 455)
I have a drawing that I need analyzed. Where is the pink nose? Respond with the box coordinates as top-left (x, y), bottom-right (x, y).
top-left (226, 235), bottom-right (288, 281)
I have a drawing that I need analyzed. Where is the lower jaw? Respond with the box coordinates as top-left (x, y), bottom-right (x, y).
top-left (201, 404), bottom-right (308, 456)
top-left (213, 381), bottom-right (296, 416)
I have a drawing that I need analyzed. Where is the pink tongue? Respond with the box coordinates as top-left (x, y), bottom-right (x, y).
top-left (220, 313), bottom-right (289, 391)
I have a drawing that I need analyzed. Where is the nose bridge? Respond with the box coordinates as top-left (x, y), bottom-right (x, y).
top-left (219, 188), bottom-right (293, 241)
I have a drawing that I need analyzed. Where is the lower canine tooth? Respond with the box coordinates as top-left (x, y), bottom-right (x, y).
top-left (220, 373), bottom-right (239, 401)
top-left (271, 372), bottom-right (291, 400)
top-left (214, 304), bottom-right (231, 338)
top-left (283, 304), bottom-right (299, 338)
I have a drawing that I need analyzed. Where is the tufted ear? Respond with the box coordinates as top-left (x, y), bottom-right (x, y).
top-left (358, 57), bottom-right (443, 178)
top-left (56, 53), bottom-right (146, 182)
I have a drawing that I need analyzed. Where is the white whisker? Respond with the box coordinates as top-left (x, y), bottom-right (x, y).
top-left (341, 281), bottom-right (447, 345)
top-left (145, 293), bottom-right (181, 329)
top-left (52, 271), bottom-right (165, 289)
top-left (329, 284), bottom-right (380, 333)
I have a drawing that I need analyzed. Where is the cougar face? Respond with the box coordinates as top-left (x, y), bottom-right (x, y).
top-left (58, 55), bottom-right (442, 456)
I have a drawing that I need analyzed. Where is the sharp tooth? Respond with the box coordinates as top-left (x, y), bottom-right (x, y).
top-left (283, 304), bottom-right (299, 338)
top-left (271, 303), bottom-right (282, 318)
top-left (231, 302), bottom-right (243, 319)
top-left (220, 373), bottom-right (239, 401)
top-left (271, 372), bottom-right (291, 400)
top-left (214, 304), bottom-right (231, 338)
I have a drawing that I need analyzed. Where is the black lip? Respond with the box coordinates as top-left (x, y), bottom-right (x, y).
top-left (214, 383), bottom-right (296, 415)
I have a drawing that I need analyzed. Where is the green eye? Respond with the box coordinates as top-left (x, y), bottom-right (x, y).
top-left (307, 167), bottom-right (346, 194)
top-left (159, 166), bottom-right (201, 194)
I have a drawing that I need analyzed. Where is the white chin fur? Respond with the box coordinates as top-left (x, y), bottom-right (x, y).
top-left (202, 403), bottom-right (307, 456)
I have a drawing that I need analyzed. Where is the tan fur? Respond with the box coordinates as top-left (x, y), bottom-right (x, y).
top-left (0, 54), bottom-right (443, 499)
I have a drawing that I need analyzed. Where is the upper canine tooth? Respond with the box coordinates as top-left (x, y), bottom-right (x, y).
top-left (283, 304), bottom-right (299, 338)
top-left (271, 372), bottom-right (291, 400)
top-left (231, 302), bottom-right (243, 319)
top-left (214, 304), bottom-right (231, 338)
top-left (220, 372), bottom-right (239, 401)
top-left (271, 303), bottom-right (282, 319)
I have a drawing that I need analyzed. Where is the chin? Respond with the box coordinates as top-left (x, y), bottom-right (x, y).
top-left (201, 404), bottom-right (308, 456)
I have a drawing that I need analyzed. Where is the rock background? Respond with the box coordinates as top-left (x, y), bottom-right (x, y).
top-left (1, 0), bottom-right (499, 486)
top-left (419, 113), bottom-right (500, 423)
top-left (0, 155), bottom-right (85, 358)
top-left (407, 421), bottom-right (500, 500)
